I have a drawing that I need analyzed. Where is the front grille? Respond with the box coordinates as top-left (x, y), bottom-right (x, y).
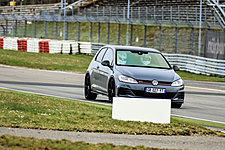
top-left (138, 80), bottom-right (172, 86)
top-left (132, 90), bottom-right (176, 99)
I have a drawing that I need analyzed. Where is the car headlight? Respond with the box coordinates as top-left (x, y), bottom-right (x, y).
top-left (171, 79), bottom-right (184, 87)
top-left (118, 75), bottom-right (138, 84)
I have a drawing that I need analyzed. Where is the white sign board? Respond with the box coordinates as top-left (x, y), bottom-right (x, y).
top-left (112, 97), bottom-right (171, 124)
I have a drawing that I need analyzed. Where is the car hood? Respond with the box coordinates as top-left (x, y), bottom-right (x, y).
top-left (116, 66), bottom-right (180, 82)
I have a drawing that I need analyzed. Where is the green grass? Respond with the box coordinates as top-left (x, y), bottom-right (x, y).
top-left (0, 49), bottom-right (93, 73)
top-left (177, 71), bottom-right (225, 82)
top-left (0, 135), bottom-right (162, 150)
top-left (0, 88), bottom-right (224, 137)
top-left (173, 116), bottom-right (225, 130)
top-left (0, 49), bottom-right (225, 82)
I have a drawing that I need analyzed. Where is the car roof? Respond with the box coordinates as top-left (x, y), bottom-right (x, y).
top-left (104, 45), bottom-right (160, 53)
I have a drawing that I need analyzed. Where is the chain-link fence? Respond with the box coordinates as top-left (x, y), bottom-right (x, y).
top-left (0, 5), bottom-right (223, 56)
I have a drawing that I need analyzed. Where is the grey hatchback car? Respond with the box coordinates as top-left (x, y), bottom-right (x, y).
top-left (84, 45), bottom-right (184, 108)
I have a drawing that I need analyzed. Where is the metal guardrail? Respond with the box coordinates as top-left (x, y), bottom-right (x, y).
top-left (164, 53), bottom-right (225, 76)
top-left (91, 43), bottom-right (225, 76)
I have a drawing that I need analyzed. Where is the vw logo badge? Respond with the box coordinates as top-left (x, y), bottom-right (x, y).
top-left (152, 80), bottom-right (158, 86)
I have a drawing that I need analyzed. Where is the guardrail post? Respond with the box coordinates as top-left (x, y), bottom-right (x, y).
top-left (78, 42), bottom-right (81, 54)
top-left (24, 20), bottom-right (27, 37)
top-left (69, 44), bottom-right (72, 55)
top-left (98, 22), bottom-right (100, 43)
top-left (45, 21), bottom-right (47, 39)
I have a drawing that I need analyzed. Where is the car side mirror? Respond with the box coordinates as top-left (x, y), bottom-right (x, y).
top-left (173, 65), bottom-right (180, 71)
top-left (101, 60), bottom-right (111, 67)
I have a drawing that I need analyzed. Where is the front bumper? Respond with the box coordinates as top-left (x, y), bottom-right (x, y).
top-left (116, 83), bottom-right (184, 103)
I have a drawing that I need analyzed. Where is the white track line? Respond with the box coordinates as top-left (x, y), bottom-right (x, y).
top-left (171, 114), bottom-right (225, 125)
top-left (0, 86), bottom-right (111, 106)
top-left (1, 86), bottom-right (224, 125)
top-left (186, 86), bottom-right (225, 93)
top-left (0, 64), bottom-right (84, 75)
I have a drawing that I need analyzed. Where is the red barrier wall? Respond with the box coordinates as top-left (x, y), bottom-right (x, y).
top-left (0, 38), bottom-right (4, 49)
top-left (39, 41), bottom-right (49, 53)
top-left (17, 39), bottom-right (27, 52)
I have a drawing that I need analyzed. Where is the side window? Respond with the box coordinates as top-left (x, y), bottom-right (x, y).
top-left (96, 48), bottom-right (107, 62)
top-left (102, 48), bottom-right (114, 64)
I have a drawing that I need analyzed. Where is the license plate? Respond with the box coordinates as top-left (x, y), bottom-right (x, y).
top-left (145, 87), bottom-right (166, 94)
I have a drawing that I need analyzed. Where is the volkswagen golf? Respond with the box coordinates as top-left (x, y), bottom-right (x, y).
top-left (84, 45), bottom-right (184, 108)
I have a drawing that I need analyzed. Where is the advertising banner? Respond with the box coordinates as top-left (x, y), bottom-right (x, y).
top-left (204, 30), bottom-right (225, 60)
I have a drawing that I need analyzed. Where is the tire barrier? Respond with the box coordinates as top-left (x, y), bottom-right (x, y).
top-left (27, 39), bottom-right (39, 53)
top-left (3, 37), bottom-right (18, 50)
top-left (79, 42), bottom-right (92, 54)
top-left (0, 37), bottom-right (80, 55)
top-left (49, 40), bottom-right (62, 54)
top-left (0, 38), bottom-right (4, 49)
top-left (17, 39), bottom-right (27, 52)
top-left (39, 41), bottom-right (49, 53)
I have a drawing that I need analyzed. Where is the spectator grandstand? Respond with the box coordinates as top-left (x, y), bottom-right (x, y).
top-left (91, 0), bottom-right (201, 7)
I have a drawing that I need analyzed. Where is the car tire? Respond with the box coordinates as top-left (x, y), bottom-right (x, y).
top-left (84, 74), bottom-right (97, 100)
top-left (108, 78), bottom-right (115, 102)
top-left (171, 103), bottom-right (182, 108)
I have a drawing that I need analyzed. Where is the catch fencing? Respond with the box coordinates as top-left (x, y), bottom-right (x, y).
top-left (0, 5), bottom-right (223, 57)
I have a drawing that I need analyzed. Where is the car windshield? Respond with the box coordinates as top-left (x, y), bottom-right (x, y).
top-left (116, 50), bottom-right (171, 69)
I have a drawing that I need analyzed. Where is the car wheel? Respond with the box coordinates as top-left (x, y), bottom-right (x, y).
top-left (171, 103), bottom-right (182, 108)
top-left (108, 79), bottom-right (115, 102)
top-left (84, 74), bottom-right (97, 100)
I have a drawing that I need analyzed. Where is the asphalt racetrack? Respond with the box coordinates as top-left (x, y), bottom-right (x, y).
top-left (0, 65), bottom-right (225, 124)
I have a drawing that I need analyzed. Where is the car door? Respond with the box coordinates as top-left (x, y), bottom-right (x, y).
top-left (90, 48), bottom-right (107, 91)
top-left (97, 48), bottom-right (114, 93)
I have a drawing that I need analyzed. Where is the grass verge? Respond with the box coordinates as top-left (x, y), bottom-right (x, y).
top-left (172, 116), bottom-right (225, 130)
top-left (0, 135), bottom-right (161, 150)
top-left (0, 88), bottom-right (224, 137)
top-left (0, 49), bottom-right (225, 82)
top-left (0, 49), bottom-right (93, 73)
top-left (177, 71), bottom-right (225, 82)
